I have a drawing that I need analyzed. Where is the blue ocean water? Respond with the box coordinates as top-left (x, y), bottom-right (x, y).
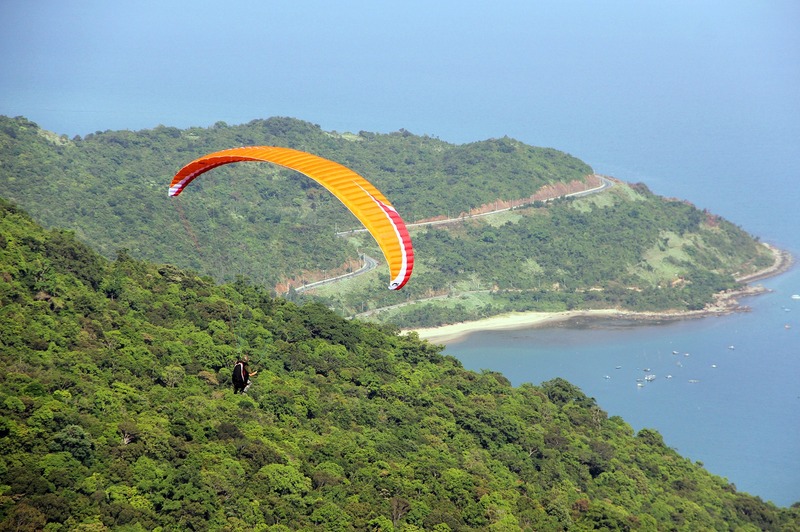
top-left (445, 240), bottom-right (800, 507)
top-left (2, 0), bottom-right (796, 513)
top-left (436, 36), bottom-right (800, 503)
top-left (442, 98), bottom-right (800, 504)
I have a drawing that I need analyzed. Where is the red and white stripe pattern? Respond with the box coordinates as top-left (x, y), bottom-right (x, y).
top-left (169, 159), bottom-right (238, 197)
top-left (364, 189), bottom-right (413, 290)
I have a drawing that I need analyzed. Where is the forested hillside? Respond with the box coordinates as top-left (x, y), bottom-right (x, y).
top-left (1, 198), bottom-right (797, 530)
top-left (0, 115), bottom-right (588, 289)
top-left (0, 114), bottom-right (775, 328)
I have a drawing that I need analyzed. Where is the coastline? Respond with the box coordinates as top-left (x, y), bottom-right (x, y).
top-left (410, 243), bottom-right (794, 344)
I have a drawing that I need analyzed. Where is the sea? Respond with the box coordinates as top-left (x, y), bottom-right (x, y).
top-left (444, 268), bottom-right (799, 507)
top-left (13, 92), bottom-right (799, 509)
top-left (442, 148), bottom-right (800, 507)
top-left (10, 90), bottom-right (799, 511)
top-left (4, 1), bottom-right (797, 507)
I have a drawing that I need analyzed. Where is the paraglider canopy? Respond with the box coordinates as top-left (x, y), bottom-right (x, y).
top-left (169, 146), bottom-right (413, 290)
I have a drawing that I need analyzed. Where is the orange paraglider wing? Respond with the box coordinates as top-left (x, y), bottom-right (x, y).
top-left (169, 146), bottom-right (413, 290)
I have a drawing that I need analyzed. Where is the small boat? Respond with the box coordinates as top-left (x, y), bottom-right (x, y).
top-left (688, 379), bottom-right (700, 384)
top-left (604, 375), bottom-right (611, 380)
top-left (637, 382), bottom-right (644, 387)
top-left (791, 294), bottom-right (800, 300)
top-left (672, 350), bottom-right (679, 355)
top-left (728, 345), bottom-right (735, 350)
top-left (666, 375), bottom-right (673, 379)
top-left (711, 364), bottom-right (717, 368)
top-left (645, 374), bottom-right (656, 382)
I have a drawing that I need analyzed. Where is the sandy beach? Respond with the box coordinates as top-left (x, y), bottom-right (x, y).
top-left (410, 243), bottom-right (794, 344)
top-left (411, 309), bottom-right (623, 343)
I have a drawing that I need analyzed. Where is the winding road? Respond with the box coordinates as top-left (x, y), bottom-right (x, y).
top-left (294, 254), bottom-right (378, 293)
top-left (297, 175), bottom-right (615, 292)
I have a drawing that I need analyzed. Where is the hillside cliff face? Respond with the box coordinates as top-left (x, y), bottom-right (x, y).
top-left (1, 198), bottom-right (797, 530)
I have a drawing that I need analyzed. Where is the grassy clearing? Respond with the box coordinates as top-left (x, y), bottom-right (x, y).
top-left (572, 190), bottom-right (618, 212)
top-left (482, 209), bottom-right (525, 227)
top-left (632, 231), bottom-right (694, 283)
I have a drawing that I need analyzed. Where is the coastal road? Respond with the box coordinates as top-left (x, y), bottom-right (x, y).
top-left (306, 174), bottom-right (615, 292)
top-left (335, 174), bottom-right (615, 237)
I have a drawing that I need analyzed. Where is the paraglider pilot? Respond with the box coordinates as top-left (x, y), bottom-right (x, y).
top-left (232, 356), bottom-right (257, 394)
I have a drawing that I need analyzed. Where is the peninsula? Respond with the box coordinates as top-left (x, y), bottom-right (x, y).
top-left (412, 243), bottom-right (793, 343)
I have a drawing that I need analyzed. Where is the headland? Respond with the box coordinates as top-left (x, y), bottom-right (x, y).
top-left (411, 243), bottom-right (794, 344)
